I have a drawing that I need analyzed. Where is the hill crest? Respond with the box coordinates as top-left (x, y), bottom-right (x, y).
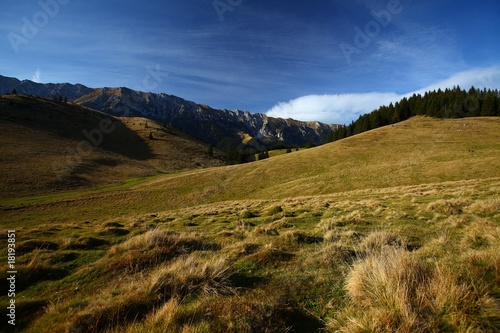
top-left (0, 94), bottom-right (224, 198)
top-left (0, 74), bottom-right (338, 151)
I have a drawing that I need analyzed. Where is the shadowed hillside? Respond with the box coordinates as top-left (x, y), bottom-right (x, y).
top-left (0, 95), bottom-right (224, 198)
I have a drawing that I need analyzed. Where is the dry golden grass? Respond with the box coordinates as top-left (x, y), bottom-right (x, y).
top-left (1, 116), bottom-right (499, 332)
top-left (0, 94), bottom-right (223, 198)
top-left (332, 247), bottom-right (499, 332)
top-left (3, 177), bottom-right (499, 332)
top-left (2, 116), bottom-right (500, 227)
top-left (146, 253), bottom-right (234, 298)
top-left (465, 198), bottom-right (500, 215)
top-left (358, 230), bottom-right (407, 254)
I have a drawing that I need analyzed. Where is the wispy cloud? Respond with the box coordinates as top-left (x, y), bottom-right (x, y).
top-left (414, 66), bottom-right (500, 93)
top-left (267, 66), bottom-right (500, 125)
top-left (31, 69), bottom-right (41, 83)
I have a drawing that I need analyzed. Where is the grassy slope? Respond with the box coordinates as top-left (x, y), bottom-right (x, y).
top-left (2, 116), bottom-right (499, 225)
top-left (2, 177), bottom-right (499, 332)
top-left (0, 95), bottom-right (224, 199)
top-left (0, 116), bottom-right (499, 332)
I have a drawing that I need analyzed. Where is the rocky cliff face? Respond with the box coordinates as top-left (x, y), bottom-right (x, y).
top-left (0, 75), bottom-right (337, 149)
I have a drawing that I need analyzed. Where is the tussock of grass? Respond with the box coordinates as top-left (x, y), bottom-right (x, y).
top-left (359, 231), bottom-right (407, 254)
top-left (253, 226), bottom-right (280, 236)
top-left (118, 290), bottom-right (311, 333)
top-left (67, 292), bottom-right (154, 333)
top-left (461, 223), bottom-right (500, 288)
top-left (426, 198), bottom-right (472, 215)
top-left (319, 211), bottom-right (368, 229)
top-left (224, 242), bottom-right (261, 262)
top-left (110, 297), bottom-right (183, 333)
top-left (279, 231), bottom-right (324, 246)
top-left (63, 236), bottom-right (109, 250)
top-left (147, 254), bottom-right (234, 298)
top-left (98, 227), bottom-right (130, 236)
top-left (67, 252), bottom-right (234, 333)
top-left (16, 239), bottom-right (59, 255)
top-left (265, 205), bottom-right (283, 216)
top-left (3, 253), bottom-right (69, 292)
top-left (267, 217), bottom-right (295, 229)
top-left (465, 198), bottom-right (500, 215)
top-left (239, 209), bottom-right (257, 219)
top-left (323, 229), bottom-right (363, 249)
top-left (311, 243), bottom-right (357, 266)
top-left (105, 230), bottom-right (220, 273)
top-left (243, 247), bottom-right (295, 268)
top-left (331, 248), bottom-right (500, 332)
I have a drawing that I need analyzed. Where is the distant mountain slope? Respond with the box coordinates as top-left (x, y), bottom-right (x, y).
top-left (0, 75), bottom-right (337, 151)
top-left (0, 94), bottom-right (224, 198)
top-left (0, 75), bottom-right (93, 101)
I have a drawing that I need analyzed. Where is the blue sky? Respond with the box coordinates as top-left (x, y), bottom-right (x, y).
top-left (1, 0), bottom-right (499, 124)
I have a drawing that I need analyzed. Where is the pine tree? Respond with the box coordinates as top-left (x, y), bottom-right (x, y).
top-left (148, 132), bottom-right (154, 140)
top-left (207, 144), bottom-right (214, 157)
top-left (481, 93), bottom-right (497, 116)
top-left (326, 131), bottom-right (334, 143)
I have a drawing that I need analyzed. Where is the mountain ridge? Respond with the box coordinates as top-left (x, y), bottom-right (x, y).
top-left (0, 74), bottom-right (338, 151)
top-left (0, 94), bottom-right (225, 198)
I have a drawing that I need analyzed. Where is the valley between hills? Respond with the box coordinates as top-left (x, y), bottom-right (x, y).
top-left (0, 93), bottom-right (499, 332)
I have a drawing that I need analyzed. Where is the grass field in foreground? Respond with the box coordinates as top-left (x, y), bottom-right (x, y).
top-left (0, 178), bottom-right (499, 332)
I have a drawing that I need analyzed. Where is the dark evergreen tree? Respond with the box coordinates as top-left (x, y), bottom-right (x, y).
top-left (481, 93), bottom-right (497, 116)
top-left (329, 86), bottom-right (498, 142)
top-left (326, 130), bottom-right (334, 143)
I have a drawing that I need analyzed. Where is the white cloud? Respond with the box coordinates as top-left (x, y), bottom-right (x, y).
top-left (266, 92), bottom-right (400, 125)
top-left (266, 66), bottom-right (500, 125)
top-left (31, 69), bottom-right (42, 83)
top-left (413, 66), bottom-right (500, 95)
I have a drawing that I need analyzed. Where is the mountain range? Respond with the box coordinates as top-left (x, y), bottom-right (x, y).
top-left (0, 75), bottom-right (337, 151)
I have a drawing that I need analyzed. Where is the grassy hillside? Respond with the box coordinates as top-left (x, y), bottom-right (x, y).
top-left (0, 95), bottom-right (224, 198)
top-left (0, 116), bottom-right (499, 332)
top-left (1, 179), bottom-right (499, 332)
top-left (2, 116), bottom-right (498, 225)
